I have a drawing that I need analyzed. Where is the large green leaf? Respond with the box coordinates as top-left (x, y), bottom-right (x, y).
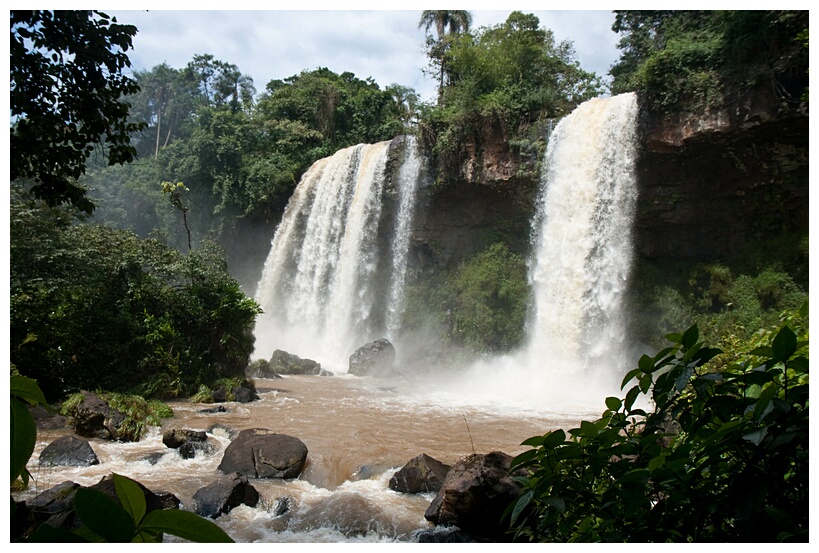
top-left (73, 487), bottom-right (136, 542)
top-left (10, 374), bottom-right (48, 406)
top-left (10, 398), bottom-right (36, 484)
top-left (113, 473), bottom-right (147, 525)
top-left (772, 326), bottom-right (797, 362)
top-left (140, 509), bottom-right (234, 543)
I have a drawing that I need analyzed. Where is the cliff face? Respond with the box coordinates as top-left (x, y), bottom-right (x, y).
top-left (411, 86), bottom-right (808, 271)
top-left (410, 121), bottom-right (540, 273)
top-left (634, 86), bottom-right (808, 260)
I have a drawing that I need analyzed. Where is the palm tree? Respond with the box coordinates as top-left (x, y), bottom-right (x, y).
top-left (418, 10), bottom-right (473, 103)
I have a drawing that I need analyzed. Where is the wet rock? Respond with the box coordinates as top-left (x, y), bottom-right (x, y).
top-left (389, 453), bottom-right (450, 494)
top-left (200, 405), bottom-right (227, 414)
top-left (415, 526), bottom-right (479, 542)
top-left (217, 428), bottom-right (308, 479)
top-left (39, 436), bottom-right (99, 467)
top-left (192, 472), bottom-right (259, 519)
top-left (348, 339), bottom-right (396, 377)
top-left (232, 386), bottom-right (258, 403)
top-left (163, 428), bottom-right (207, 449)
top-left (30, 404), bottom-right (68, 429)
top-left (273, 496), bottom-right (292, 517)
top-left (14, 476), bottom-right (180, 539)
top-left (268, 349), bottom-right (323, 376)
top-left (294, 492), bottom-right (386, 538)
top-left (424, 451), bottom-right (522, 541)
top-left (212, 387), bottom-right (228, 403)
top-left (72, 391), bottom-right (127, 441)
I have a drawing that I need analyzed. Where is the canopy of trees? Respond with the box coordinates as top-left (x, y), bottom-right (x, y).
top-left (85, 64), bottom-right (412, 257)
top-left (10, 10), bottom-right (146, 213)
top-left (10, 186), bottom-right (260, 402)
top-left (609, 10), bottom-right (808, 111)
top-left (417, 11), bottom-right (603, 183)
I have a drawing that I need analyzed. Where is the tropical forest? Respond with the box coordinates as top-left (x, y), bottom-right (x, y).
top-left (10, 10), bottom-right (809, 543)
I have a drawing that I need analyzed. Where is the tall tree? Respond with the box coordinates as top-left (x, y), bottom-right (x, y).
top-left (10, 10), bottom-right (146, 213)
top-left (418, 10), bottom-right (473, 103)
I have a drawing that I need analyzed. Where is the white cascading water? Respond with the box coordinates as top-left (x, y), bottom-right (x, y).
top-left (254, 138), bottom-right (422, 370)
top-left (436, 93), bottom-right (640, 412)
top-left (385, 136), bottom-right (422, 339)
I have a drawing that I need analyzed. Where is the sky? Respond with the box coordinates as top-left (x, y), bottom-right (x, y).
top-left (104, 4), bottom-right (624, 103)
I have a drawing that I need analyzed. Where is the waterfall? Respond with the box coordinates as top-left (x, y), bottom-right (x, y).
top-left (525, 92), bottom-right (639, 384)
top-left (254, 137), bottom-right (423, 370)
top-left (447, 93), bottom-right (639, 412)
top-left (385, 136), bottom-right (422, 339)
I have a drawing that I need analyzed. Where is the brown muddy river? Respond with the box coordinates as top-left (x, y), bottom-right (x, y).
top-left (17, 374), bottom-right (600, 542)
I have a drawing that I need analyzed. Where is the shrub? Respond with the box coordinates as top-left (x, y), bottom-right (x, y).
top-left (10, 191), bottom-right (261, 401)
top-left (508, 302), bottom-right (808, 542)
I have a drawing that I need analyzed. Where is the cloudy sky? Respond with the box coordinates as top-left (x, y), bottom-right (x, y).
top-left (106, 4), bottom-right (623, 102)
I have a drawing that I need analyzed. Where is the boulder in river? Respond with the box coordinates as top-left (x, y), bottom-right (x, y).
top-left (217, 428), bottom-right (308, 479)
top-left (389, 453), bottom-right (450, 494)
top-left (39, 436), bottom-right (99, 467)
top-left (268, 349), bottom-right (324, 376)
top-left (71, 391), bottom-right (128, 441)
top-left (348, 338), bottom-right (396, 377)
top-left (424, 451), bottom-right (523, 541)
top-left (192, 472), bottom-right (259, 519)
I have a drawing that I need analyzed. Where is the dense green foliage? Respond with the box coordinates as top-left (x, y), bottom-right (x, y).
top-left (629, 232), bottom-right (809, 354)
top-left (10, 188), bottom-right (261, 402)
top-left (508, 304), bottom-right (808, 542)
top-left (403, 242), bottom-right (529, 355)
top-left (10, 10), bottom-right (146, 213)
top-left (610, 10), bottom-right (808, 112)
top-left (418, 12), bottom-right (602, 184)
top-left (85, 64), bottom-right (412, 254)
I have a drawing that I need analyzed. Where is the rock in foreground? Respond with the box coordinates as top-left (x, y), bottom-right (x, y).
top-left (389, 453), bottom-right (450, 494)
top-left (424, 451), bottom-right (522, 541)
top-left (217, 428), bottom-right (308, 479)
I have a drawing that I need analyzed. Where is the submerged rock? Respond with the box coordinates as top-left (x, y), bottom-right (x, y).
top-left (389, 453), bottom-right (450, 494)
top-left (39, 436), bottom-right (99, 467)
top-left (424, 451), bottom-right (522, 541)
top-left (217, 428), bottom-right (308, 479)
top-left (348, 338), bottom-right (396, 377)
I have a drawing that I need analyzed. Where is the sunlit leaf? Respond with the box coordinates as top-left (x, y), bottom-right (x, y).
top-left (113, 473), bottom-right (147, 525)
top-left (140, 509), bottom-right (233, 543)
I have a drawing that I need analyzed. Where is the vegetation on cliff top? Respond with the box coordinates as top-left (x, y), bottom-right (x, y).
top-left (610, 10), bottom-right (808, 112)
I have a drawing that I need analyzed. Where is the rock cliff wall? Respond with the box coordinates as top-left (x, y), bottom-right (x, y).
top-left (410, 86), bottom-right (808, 272)
top-left (634, 86), bottom-right (808, 260)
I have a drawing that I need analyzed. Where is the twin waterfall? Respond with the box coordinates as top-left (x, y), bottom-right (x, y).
top-left (254, 93), bottom-right (639, 406)
top-left (254, 136), bottom-right (422, 367)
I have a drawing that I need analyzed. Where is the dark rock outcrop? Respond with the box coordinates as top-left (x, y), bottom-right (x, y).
top-left (348, 339), bottom-right (396, 377)
top-left (163, 428), bottom-right (213, 459)
top-left (268, 349), bottom-right (324, 376)
top-left (39, 436), bottom-right (99, 467)
top-left (72, 391), bottom-right (127, 441)
top-left (192, 472), bottom-right (259, 519)
top-left (424, 451), bottom-right (522, 541)
top-left (232, 386), bottom-right (258, 403)
top-left (217, 428), bottom-right (308, 479)
top-left (635, 86), bottom-right (808, 260)
top-left (389, 453), bottom-right (450, 494)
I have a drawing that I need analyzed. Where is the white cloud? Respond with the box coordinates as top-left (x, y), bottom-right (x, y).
top-left (109, 9), bottom-right (622, 103)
